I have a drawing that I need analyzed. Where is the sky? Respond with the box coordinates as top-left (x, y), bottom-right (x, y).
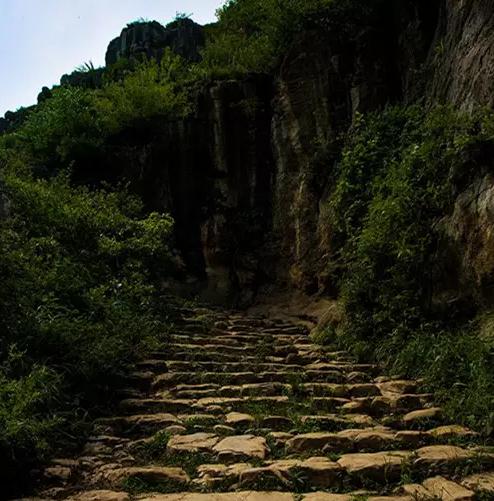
top-left (0, 0), bottom-right (224, 116)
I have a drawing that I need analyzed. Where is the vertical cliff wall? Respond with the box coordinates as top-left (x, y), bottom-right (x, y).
top-left (68, 1), bottom-right (494, 307)
top-left (266, 0), bottom-right (494, 298)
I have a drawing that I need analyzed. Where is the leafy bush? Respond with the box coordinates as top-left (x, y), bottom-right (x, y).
top-left (0, 160), bottom-right (175, 493)
top-left (198, 0), bottom-right (376, 76)
top-left (0, 359), bottom-right (61, 481)
top-left (13, 86), bottom-right (103, 164)
top-left (326, 105), bottom-right (494, 430)
top-left (9, 51), bottom-right (191, 167)
top-left (96, 52), bottom-right (192, 133)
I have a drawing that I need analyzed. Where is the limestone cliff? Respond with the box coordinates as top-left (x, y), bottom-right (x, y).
top-left (4, 1), bottom-right (494, 309)
top-left (267, 0), bottom-right (494, 297)
top-left (105, 18), bottom-right (205, 66)
top-left (88, 0), bottom-right (494, 308)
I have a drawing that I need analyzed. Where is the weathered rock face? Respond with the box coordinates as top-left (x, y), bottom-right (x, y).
top-left (105, 19), bottom-right (205, 66)
top-left (0, 118), bottom-right (7, 135)
top-left (436, 165), bottom-right (494, 311)
top-left (271, 22), bottom-right (400, 292)
top-left (6, 2), bottom-right (492, 307)
top-left (425, 0), bottom-right (494, 110)
top-left (77, 75), bottom-right (273, 306)
top-left (267, 0), bottom-right (494, 296)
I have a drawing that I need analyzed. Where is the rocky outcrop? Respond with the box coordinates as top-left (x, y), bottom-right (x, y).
top-left (425, 0), bottom-right (494, 110)
top-left (267, 0), bottom-right (494, 295)
top-left (436, 167), bottom-right (494, 311)
top-left (95, 0), bottom-right (494, 305)
top-left (60, 69), bottom-right (105, 89)
top-left (105, 18), bottom-right (205, 66)
top-left (0, 107), bottom-right (34, 135)
top-left (76, 75), bottom-right (273, 306)
top-left (271, 21), bottom-right (400, 292)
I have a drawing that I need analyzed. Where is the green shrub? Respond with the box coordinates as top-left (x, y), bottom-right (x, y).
top-left (9, 51), bottom-right (191, 167)
top-left (96, 51), bottom-right (192, 133)
top-left (13, 86), bottom-right (104, 164)
top-left (326, 105), bottom-right (494, 430)
top-left (198, 0), bottom-right (376, 76)
top-left (0, 162), bottom-right (175, 493)
top-left (393, 328), bottom-right (494, 433)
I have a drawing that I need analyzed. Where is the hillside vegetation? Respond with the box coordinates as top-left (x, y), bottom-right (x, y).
top-left (1, 0), bottom-right (493, 495)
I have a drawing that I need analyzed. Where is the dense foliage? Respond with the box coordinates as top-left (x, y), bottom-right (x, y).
top-left (2, 1), bottom-right (494, 493)
top-left (0, 49), bottom-right (188, 497)
top-left (8, 51), bottom-right (191, 168)
top-left (326, 106), bottom-right (494, 432)
top-left (199, 0), bottom-right (375, 76)
top-left (0, 161), bottom-right (175, 487)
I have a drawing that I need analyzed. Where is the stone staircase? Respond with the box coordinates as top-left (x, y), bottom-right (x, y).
top-left (24, 307), bottom-right (494, 501)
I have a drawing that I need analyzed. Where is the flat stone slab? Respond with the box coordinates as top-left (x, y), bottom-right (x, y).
top-left (336, 429), bottom-right (398, 450)
top-left (302, 494), bottom-right (353, 501)
top-left (100, 466), bottom-right (189, 488)
top-left (428, 425), bottom-right (476, 439)
top-left (300, 414), bottom-right (375, 429)
top-left (68, 492), bottom-right (130, 501)
top-left (377, 380), bottom-right (417, 395)
top-left (462, 471), bottom-right (494, 494)
top-left (337, 451), bottom-right (409, 481)
top-left (400, 483), bottom-right (431, 498)
top-left (167, 433), bottom-right (219, 454)
top-left (213, 435), bottom-right (269, 461)
top-left (403, 407), bottom-right (442, 424)
top-left (196, 463), bottom-right (252, 488)
top-left (286, 432), bottom-right (351, 453)
top-left (225, 412), bottom-right (256, 426)
top-left (239, 457), bottom-right (341, 489)
top-left (414, 445), bottom-right (473, 468)
top-left (423, 475), bottom-right (475, 500)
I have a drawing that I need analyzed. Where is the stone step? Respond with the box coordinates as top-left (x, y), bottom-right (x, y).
top-left (164, 361), bottom-right (306, 372)
top-left (166, 433), bottom-right (269, 462)
top-left (95, 414), bottom-right (184, 436)
top-left (225, 323), bottom-right (308, 333)
top-left (94, 465), bottom-right (189, 490)
top-left (95, 410), bottom-right (384, 439)
top-left (168, 333), bottom-right (312, 345)
top-left (341, 394), bottom-right (434, 416)
top-left (166, 344), bottom-right (350, 364)
top-left (165, 382), bottom-right (389, 400)
top-left (399, 475), bottom-right (477, 500)
top-left (118, 395), bottom-right (354, 416)
top-left (153, 373), bottom-right (388, 390)
top-left (149, 351), bottom-right (286, 363)
top-left (123, 446), bottom-right (489, 494)
top-left (167, 343), bottom-right (298, 357)
top-left (461, 470), bottom-right (494, 497)
top-left (160, 361), bottom-right (375, 380)
top-left (285, 428), bottom-right (432, 454)
top-left (307, 362), bottom-right (379, 373)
